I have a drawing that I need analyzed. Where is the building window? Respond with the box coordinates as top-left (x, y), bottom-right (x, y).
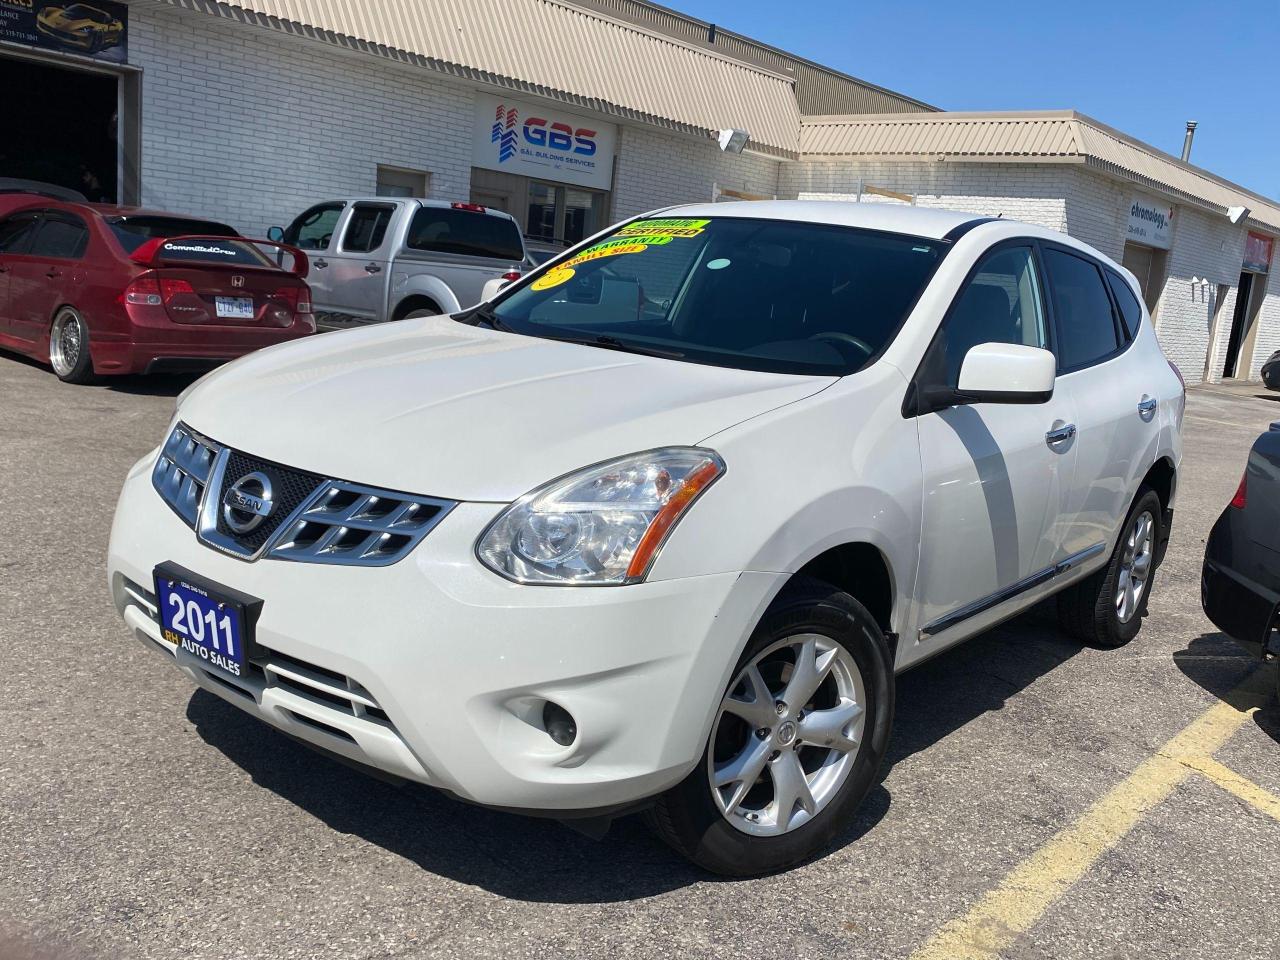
top-left (376, 165), bottom-right (430, 198)
top-left (525, 180), bottom-right (608, 245)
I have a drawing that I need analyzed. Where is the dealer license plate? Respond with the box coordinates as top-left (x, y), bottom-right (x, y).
top-left (154, 565), bottom-right (255, 679)
top-left (215, 296), bottom-right (255, 319)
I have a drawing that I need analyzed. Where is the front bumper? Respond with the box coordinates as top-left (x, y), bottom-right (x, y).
top-left (108, 452), bottom-right (780, 811)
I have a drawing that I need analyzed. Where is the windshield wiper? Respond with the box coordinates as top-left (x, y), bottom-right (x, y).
top-left (455, 302), bottom-right (514, 333)
top-left (544, 333), bottom-right (685, 360)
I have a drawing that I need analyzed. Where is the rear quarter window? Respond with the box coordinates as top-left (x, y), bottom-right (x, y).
top-left (1105, 269), bottom-right (1143, 340)
top-left (406, 207), bottom-right (523, 260)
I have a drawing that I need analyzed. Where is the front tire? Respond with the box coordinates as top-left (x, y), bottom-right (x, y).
top-left (1057, 488), bottom-right (1164, 648)
top-left (49, 308), bottom-right (95, 384)
top-left (648, 578), bottom-right (894, 876)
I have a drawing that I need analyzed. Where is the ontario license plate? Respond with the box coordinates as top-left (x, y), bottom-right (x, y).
top-left (215, 296), bottom-right (254, 319)
top-left (153, 564), bottom-right (259, 679)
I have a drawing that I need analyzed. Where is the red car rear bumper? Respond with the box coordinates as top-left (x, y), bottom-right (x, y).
top-left (90, 316), bottom-right (316, 375)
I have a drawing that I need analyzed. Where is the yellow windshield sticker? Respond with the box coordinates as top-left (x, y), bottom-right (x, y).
top-left (531, 267), bottom-right (576, 290)
top-left (617, 218), bottom-right (710, 239)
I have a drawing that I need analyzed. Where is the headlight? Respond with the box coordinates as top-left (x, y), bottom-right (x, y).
top-left (476, 448), bottom-right (724, 585)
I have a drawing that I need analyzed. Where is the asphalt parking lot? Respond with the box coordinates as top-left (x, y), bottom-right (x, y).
top-left (2, 353), bottom-right (1278, 960)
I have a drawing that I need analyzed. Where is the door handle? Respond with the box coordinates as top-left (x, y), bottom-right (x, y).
top-left (314, 258), bottom-right (329, 269)
top-left (45, 269), bottom-right (62, 279)
top-left (1045, 423), bottom-right (1076, 446)
top-left (1137, 396), bottom-right (1157, 421)
top-left (364, 263), bottom-right (382, 274)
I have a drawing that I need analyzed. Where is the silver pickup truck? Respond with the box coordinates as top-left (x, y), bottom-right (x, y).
top-left (270, 199), bottom-right (527, 326)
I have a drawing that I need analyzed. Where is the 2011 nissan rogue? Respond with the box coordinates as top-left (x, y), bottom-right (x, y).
top-left (108, 202), bottom-right (1184, 875)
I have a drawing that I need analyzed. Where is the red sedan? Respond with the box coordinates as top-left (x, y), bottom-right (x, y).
top-left (0, 195), bottom-right (315, 383)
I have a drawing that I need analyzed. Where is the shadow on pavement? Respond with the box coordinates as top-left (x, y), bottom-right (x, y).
top-left (1174, 632), bottom-right (1279, 744)
top-left (889, 599), bottom-right (1081, 767)
top-left (186, 687), bottom-right (894, 899)
top-left (2, 349), bottom-right (202, 396)
top-left (186, 600), bottom-right (1080, 899)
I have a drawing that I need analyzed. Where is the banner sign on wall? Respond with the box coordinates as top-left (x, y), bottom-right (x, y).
top-left (1126, 195), bottom-right (1174, 249)
top-left (1244, 232), bottom-right (1273, 274)
top-left (472, 94), bottom-right (616, 191)
top-left (0, 0), bottom-right (128, 63)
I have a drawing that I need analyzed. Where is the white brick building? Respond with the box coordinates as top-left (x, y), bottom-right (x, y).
top-left (2, 0), bottom-right (1276, 382)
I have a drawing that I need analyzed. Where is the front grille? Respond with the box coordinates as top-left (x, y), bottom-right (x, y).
top-left (213, 450), bottom-right (325, 554)
top-left (152, 424), bottom-right (220, 526)
top-left (267, 481), bottom-right (453, 567)
top-left (150, 423), bottom-right (455, 566)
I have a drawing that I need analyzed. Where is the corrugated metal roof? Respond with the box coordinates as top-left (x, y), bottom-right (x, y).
top-left (800, 111), bottom-right (1280, 233)
top-left (161, 0), bottom-right (802, 156)
top-left (568, 0), bottom-right (936, 115)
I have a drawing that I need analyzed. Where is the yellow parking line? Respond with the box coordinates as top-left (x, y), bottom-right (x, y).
top-left (909, 668), bottom-right (1275, 960)
top-left (1183, 755), bottom-right (1280, 823)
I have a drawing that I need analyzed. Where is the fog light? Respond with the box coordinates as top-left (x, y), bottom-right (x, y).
top-left (542, 701), bottom-right (577, 746)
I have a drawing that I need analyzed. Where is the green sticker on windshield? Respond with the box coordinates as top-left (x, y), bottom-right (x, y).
top-left (617, 218), bottom-right (710, 239)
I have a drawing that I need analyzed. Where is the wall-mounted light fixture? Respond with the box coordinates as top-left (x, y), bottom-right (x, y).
top-left (1228, 205), bottom-right (1251, 225)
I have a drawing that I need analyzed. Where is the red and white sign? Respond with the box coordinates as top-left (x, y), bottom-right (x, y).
top-left (1244, 232), bottom-right (1274, 274)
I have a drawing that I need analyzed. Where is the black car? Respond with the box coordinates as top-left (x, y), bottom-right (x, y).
top-left (1262, 350), bottom-right (1280, 391)
top-left (1202, 421), bottom-right (1280, 694)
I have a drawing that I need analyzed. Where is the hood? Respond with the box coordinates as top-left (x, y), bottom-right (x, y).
top-left (178, 317), bottom-right (833, 501)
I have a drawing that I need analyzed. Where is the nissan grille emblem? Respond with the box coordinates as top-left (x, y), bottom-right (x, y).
top-left (223, 471), bottom-right (275, 534)
top-left (231, 275), bottom-right (245, 288)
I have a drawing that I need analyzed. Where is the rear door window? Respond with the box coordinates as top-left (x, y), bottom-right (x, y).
top-left (0, 212), bottom-right (41, 254)
top-left (406, 207), bottom-right (523, 260)
top-left (1105, 269), bottom-right (1143, 341)
top-left (284, 203), bottom-right (344, 251)
top-left (29, 215), bottom-right (89, 259)
top-left (1043, 248), bottom-right (1121, 371)
top-left (340, 203), bottom-right (396, 253)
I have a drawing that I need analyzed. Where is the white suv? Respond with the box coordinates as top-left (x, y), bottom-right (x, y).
top-left (108, 202), bottom-right (1183, 875)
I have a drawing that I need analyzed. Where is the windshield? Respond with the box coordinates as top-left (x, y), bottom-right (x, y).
top-left (488, 216), bottom-right (946, 376)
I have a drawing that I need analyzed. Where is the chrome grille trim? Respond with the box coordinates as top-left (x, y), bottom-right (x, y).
top-left (266, 481), bottom-right (454, 567)
top-left (152, 423), bottom-right (455, 566)
top-left (152, 424), bottom-right (221, 527)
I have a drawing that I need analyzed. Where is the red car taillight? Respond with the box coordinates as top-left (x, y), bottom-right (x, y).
top-left (501, 270), bottom-right (521, 284)
top-left (121, 276), bottom-right (194, 306)
top-left (1230, 470), bottom-right (1248, 509)
top-left (121, 276), bottom-right (162, 306)
top-left (272, 286), bottom-right (311, 314)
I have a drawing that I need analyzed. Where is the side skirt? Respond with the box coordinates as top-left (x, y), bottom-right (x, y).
top-left (919, 542), bottom-right (1107, 639)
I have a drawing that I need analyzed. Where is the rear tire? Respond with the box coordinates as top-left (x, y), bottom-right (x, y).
top-left (647, 577), bottom-right (894, 876)
top-left (49, 308), bottom-right (95, 384)
top-left (1057, 488), bottom-right (1164, 648)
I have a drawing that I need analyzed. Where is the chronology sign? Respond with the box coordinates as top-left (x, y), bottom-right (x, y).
top-left (472, 94), bottom-right (616, 191)
top-left (1126, 195), bottom-right (1174, 249)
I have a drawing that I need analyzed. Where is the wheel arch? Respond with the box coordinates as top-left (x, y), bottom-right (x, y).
top-left (783, 541), bottom-right (896, 640)
top-left (390, 274), bottom-right (461, 319)
top-left (391, 294), bottom-right (443, 321)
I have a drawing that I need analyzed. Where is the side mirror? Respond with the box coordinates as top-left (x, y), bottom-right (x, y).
top-left (914, 343), bottom-right (1055, 415)
top-left (480, 277), bottom-right (509, 302)
top-left (956, 343), bottom-right (1055, 403)
top-left (266, 225), bottom-right (285, 243)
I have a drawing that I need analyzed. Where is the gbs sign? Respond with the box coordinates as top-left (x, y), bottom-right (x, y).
top-left (475, 94), bottom-right (616, 190)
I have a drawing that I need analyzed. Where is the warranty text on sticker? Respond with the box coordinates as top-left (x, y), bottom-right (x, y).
top-left (617, 218), bottom-right (710, 239)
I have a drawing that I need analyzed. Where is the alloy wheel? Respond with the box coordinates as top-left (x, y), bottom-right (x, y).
top-left (1115, 510), bottom-right (1155, 624)
top-left (50, 311), bottom-right (82, 378)
top-left (707, 633), bottom-right (866, 837)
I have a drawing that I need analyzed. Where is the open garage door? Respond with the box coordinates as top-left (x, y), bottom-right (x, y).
top-left (0, 55), bottom-right (120, 202)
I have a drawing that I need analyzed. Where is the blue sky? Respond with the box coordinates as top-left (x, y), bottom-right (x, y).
top-left (676, 0), bottom-right (1279, 200)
